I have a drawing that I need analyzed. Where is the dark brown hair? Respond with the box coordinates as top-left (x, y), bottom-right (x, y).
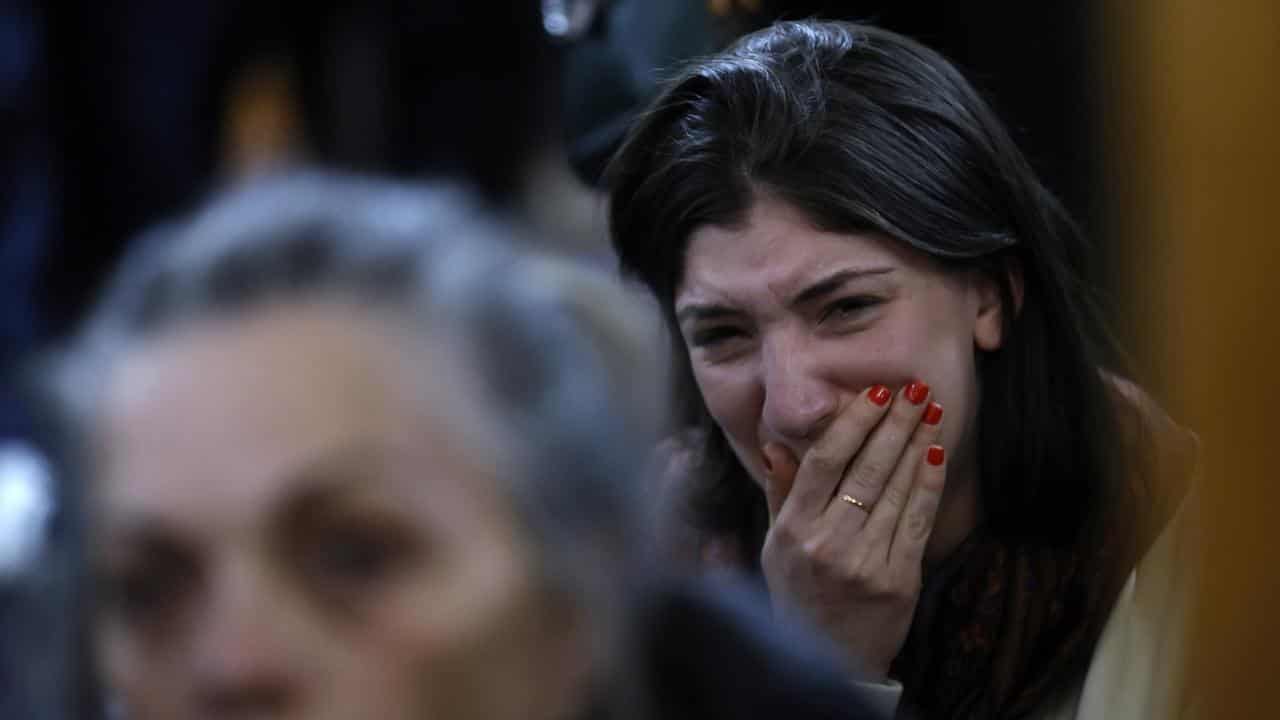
top-left (607, 20), bottom-right (1126, 559)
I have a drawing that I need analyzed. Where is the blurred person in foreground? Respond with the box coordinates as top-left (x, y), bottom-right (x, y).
top-left (608, 20), bottom-right (1198, 719)
top-left (35, 174), bottom-right (884, 719)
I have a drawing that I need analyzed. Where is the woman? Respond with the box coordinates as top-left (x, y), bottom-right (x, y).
top-left (42, 176), bottom-right (652, 720)
top-left (607, 20), bottom-right (1196, 719)
top-left (39, 174), bottom-right (884, 719)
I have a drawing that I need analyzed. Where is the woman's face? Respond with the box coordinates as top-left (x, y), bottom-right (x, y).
top-left (675, 195), bottom-right (1007, 518)
top-left (90, 302), bottom-right (584, 720)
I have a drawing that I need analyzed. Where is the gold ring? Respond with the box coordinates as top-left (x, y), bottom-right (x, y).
top-left (840, 494), bottom-right (870, 511)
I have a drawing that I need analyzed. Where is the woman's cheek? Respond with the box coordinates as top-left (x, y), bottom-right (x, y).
top-left (693, 364), bottom-right (759, 436)
top-left (686, 367), bottom-right (767, 486)
top-left (824, 323), bottom-right (922, 386)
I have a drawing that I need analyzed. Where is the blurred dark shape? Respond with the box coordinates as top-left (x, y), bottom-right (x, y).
top-left (285, 1), bottom-right (553, 196)
top-left (560, 0), bottom-right (721, 186)
top-left (44, 0), bottom-right (231, 344)
top-left (38, 0), bottom-right (556, 346)
top-left (640, 577), bottom-right (892, 719)
top-left (542, 0), bottom-right (608, 42)
top-left (0, 0), bottom-right (51, 443)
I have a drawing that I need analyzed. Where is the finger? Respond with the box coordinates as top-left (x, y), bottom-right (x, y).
top-left (856, 400), bottom-right (944, 560)
top-left (888, 444), bottom-right (947, 572)
top-left (761, 442), bottom-right (799, 521)
top-left (783, 384), bottom-right (893, 523)
top-left (827, 381), bottom-right (934, 525)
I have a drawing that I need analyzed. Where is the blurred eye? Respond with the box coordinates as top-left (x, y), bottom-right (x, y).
top-left (818, 296), bottom-right (881, 325)
top-left (304, 522), bottom-right (412, 601)
top-left (689, 325), bottom-right (748, 349)
top-left (99, 549), bottom-right (198, 630)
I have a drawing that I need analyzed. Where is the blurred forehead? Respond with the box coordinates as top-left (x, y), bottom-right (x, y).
top-left (93, 300), bottom-right (503, 531)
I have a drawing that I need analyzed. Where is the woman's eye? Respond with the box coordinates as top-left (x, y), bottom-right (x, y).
top-left (307, 525), bottom-right (408, 596)
top-left (819, 296), bottom-right (880, 324)
top-left (690, 326), bottom-right (746, 348)
top-left (105, 570), bottom-right (170, 615)
top-left (100, 557), bottom-right (195, 627)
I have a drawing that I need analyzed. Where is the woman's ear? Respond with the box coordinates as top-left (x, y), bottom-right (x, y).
top-left (973, 258), bottom-right (1024, 352)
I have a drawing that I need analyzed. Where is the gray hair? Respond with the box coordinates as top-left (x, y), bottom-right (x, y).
top-left (42, 172), bottom-right (668, 717)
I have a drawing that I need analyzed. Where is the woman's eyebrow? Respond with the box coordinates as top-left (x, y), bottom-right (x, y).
top-left (271, 443), bottom-right (388, 526)
top-left (99, 444), bottom-right (382, 550)
top-left (675, 267), bottom-right (895, 324)
top-left (788, 267), bottom-right (894, 308)
top-left (96, 519), bottom-right (193, 559)
top-left (675, 302), bottom-right (743, 325)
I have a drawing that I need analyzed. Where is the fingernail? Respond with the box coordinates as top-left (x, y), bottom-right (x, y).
top-left (905, 381), bottom-right (930, 405)
top-left (869, 385), bottom-right (892, 406)
top-left (923, 401), bottom-right (943, 425)
top-left (927, 445), bottom-right (945, 466)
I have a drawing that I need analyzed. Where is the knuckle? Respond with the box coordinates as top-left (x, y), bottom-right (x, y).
top-left (799, 534), bottom-right (832, 562)
top-left (846, 554), bottom-right (878, 583)
top-left (760, 546), bottom-right (778, 575)
top-left (849, 462), bottom-right (885, 493)
top-left (806, 450), bottom-right (846, 477)
top-left (903, 510), bottom-right (932, 540)
top-left (768, 521), bottom-right (802, 551)
top-left (760, 536), bottom-right (779, 563)
top-left (861, 572), bottom-right (897, 599)
top-left (843, 566), bottom-right (872, 592)
top-left (801, 534), bottom-right (845, 576)
top-left (800, 536), bottom-right (824, 559)
top-left (879, 482), bottom-right (910, 510)
top-left (844, 558), bottom-right (918, 603)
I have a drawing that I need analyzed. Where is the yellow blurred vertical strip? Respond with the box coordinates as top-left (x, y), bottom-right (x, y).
top-left (1102, 0), bottom-right (1280, 715)
top-left (222, 61), bottom-right (305, 180)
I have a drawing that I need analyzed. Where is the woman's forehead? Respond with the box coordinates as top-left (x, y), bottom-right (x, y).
top-left (677, 200), bottom-right (917, 308)
top-left (93, 302), bottom-right (502, 529)
top-left (102, 302), bottom-right (447, 436)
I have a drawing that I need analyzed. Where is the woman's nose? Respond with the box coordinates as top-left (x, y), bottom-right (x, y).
top-left (190, 559), bottom-right (302, 716)
top-left (759, 339), bottom-right (839, 445)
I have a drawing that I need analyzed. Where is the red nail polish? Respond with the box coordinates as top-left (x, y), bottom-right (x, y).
top-left (869, 385), bottom-right (892, 406)
top-left (923, 402), bottom-right (943, 425)
top-left (905, 381), bottom-right (929, 405)
top-left (927, 445), bottom-right (945, 466)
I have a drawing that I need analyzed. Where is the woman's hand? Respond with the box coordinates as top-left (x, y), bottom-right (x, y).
top-left (759, 383), bottom-right (946, 680)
